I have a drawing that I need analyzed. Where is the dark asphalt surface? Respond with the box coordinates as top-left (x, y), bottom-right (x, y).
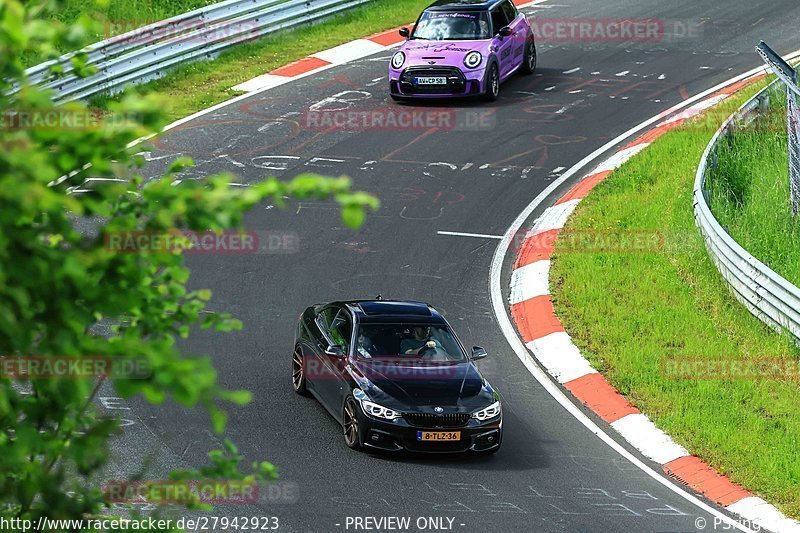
top-left (101, 1), bottom-right (800, 531)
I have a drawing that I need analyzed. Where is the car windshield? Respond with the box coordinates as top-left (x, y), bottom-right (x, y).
top-left (411, 11), bottom-right (491, 41)
top-left (355, 324), bottom-right (468, 362)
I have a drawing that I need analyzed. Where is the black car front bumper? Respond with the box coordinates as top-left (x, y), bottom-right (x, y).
top-left (355, 409), bottom-right (502, 454)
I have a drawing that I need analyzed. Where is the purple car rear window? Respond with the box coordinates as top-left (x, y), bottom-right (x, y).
top-left (412, 11), bottom-right (492, 41)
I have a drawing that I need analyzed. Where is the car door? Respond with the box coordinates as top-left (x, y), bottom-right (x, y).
top-left (313, 306), bottom-right (353, 419)
top-left (489, 5), bottom-right (513, 79)
top-left (501, 0), bottom-right (526, 71)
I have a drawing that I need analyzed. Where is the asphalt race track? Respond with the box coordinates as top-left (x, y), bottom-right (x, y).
top-left (103, 1), bottom-right (800, 531)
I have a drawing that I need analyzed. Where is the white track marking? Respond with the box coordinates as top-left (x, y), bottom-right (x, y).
top-left (610, 414), bottom-right (690, 464)
top-left (488, 54), bottom-right (800, 531)
top-left (312, 39), bottom-right (385, 65)
top-left (563, 67), bottom-right (581, 74)
top-left (526, 332), bottom-right (597, 383)
top-left (528, 200), bottom-right (579, 233)
top-left (509, 260), bottom-right (550, 304)
top-left (232, 73), bottom-right (290, 93)
top-left (593, 143), bottom-right (651, 173)
top-left (437, 231), bottom-right (503, 240)
top-left (727, 498), bottom-right (800, 533)
top-left (660, 94), bottom-right (729, 125)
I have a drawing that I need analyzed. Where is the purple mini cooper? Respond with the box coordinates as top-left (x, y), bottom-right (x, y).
top-left (389, 0), bottom-right (536, 101)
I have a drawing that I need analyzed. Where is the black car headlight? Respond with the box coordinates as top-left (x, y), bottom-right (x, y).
top-left (464, 51), bottom-right (482, 69)
top-left (472, 401), bottom-right (501, 421)
top-left (360, 399), bottom-right (402, 421)
top-left (391, 51), bottom-right (406, 69)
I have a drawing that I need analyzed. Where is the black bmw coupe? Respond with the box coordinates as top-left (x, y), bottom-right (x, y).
top-left (292, 299), bottom-right (502, 454)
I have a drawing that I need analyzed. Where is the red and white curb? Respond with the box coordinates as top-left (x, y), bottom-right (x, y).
top-left (231, 0), bottom-right (543, 93)
top-left (508, 72), bottom-right (800, 533)
top-left (231, 29), bottom-right (403, 93)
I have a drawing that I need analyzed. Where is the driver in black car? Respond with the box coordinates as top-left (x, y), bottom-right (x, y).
top-left (401, 326), bottom-right (438, 355)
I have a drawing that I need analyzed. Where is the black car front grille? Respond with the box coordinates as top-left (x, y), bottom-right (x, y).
top-left (404, 412), bottom-right (470, 428)
top-left (399, 66), bottom-right (466, 95)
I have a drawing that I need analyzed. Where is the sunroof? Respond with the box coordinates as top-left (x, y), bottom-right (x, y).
top-left (358, 301), bottom-right (431, 316)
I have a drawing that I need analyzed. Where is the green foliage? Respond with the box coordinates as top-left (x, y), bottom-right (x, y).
top-left (0, 0), bottom-right (378, 528)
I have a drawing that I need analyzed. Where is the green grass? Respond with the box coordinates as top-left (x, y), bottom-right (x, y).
top-left (549, 80), bottom-right (800, 518)
top-left (62, 0), bottom-right (431, 122)
top-left (26, 0), bottom-right (221, 64)
top-left (706, 87), bottom-right (800, 286)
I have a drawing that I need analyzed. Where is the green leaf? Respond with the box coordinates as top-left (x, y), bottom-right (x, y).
top-left (209, 405), bottom-right (228, 434)
top-left (219, 389), bottom-right (252, 406)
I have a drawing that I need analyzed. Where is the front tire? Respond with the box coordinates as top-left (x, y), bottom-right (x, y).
top-left (521, 37), bottom-right (537, 75)
top-left (484, 63), bottom-right (500, 101)
top-left (343, 397), bottom-right (362, 450)
top-left (291, 345), bottom-right (310, 396)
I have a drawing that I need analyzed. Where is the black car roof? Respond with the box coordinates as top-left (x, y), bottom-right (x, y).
top-left (337, 300), bottom-right (448, 325)
top-left (425, 0), bottom-right (505, 12)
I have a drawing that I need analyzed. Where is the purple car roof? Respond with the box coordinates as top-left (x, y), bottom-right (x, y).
top-left (425, 0), bottom-right (506, 12)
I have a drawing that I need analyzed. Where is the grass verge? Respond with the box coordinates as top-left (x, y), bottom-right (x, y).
top-left (549, 80), bottom-right (800, 518)
top-left (706, 86), bottom-right (800, 286)
top-left (85, 0), bottom-right (430, 122)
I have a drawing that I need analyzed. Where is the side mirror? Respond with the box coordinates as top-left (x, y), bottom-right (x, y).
top-left (498, 26), bottom-right (513, 38)
top-left (471, 346), bottom-right (488, 360)
top-left (399, 27), bottom-right (410, 38)
top-left (325, 345), bottom-right (346, 358)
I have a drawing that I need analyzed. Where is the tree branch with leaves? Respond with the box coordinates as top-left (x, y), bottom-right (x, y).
top-left (0, 0), bottom-right (378, 528)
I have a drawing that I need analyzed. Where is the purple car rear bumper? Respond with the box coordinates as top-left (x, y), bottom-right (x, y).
top-left (389, 66), bottom-right (487, 98)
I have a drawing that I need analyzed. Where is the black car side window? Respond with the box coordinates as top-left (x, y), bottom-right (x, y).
top-left (328, 309), bottom-right (353, 353)
top-left (501, 0), bottom-right (517, 23)
top-left (490, 7), bottom-right (509, 35)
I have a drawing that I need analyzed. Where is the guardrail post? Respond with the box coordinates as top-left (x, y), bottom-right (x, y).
top-left (756, 41), bottom-right (800, 217)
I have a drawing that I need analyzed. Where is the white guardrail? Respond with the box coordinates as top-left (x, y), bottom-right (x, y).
top-left (694, 80), bottom-right (800, 340)
top-left (24, 0), bottom-right (374, 102)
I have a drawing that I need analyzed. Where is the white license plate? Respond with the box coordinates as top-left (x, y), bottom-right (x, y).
top-left (416, 76), bottom-right (447, 85)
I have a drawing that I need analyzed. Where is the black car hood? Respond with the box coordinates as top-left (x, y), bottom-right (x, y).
top-left (350, 359), bottom-right (495, 411)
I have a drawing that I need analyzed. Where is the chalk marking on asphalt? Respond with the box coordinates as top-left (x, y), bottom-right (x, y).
top-left (563, 67), bottom-right (581, 74)
top-left (437, 231), bottom-right (504, 240)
